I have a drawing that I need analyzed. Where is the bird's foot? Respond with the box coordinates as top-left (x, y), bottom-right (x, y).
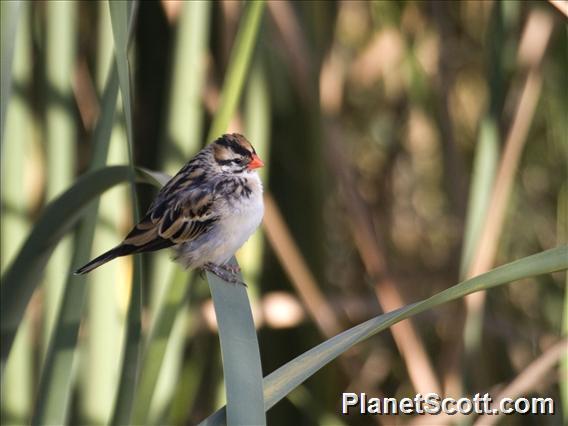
top-left (203, 262), bottom-right (246, 287)
top-left (220, 263), bottom-right (241, 274)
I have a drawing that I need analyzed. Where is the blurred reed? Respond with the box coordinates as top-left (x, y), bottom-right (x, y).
top-left (241, 58), bottom-right (271, 299)
top-left (43, 0), bottom-right (77, 356)
top-left (32, 31), bottom-right (122, 426)
top-left (476, 338), bottom-right (567, 426)
top-left (80, 3), bottom-right (127, 424)
top-left (448, 1), bottom-right (504, 398)
top-left (108, 2), bottom-right (142, 425)
top-left (145, 2), bottom-right (210, 422)
top-left (463, 9), bottom-right (555, 379)
top-left (0, 1), bottom-right (21, 145)
top-left (320, 0), bottom-right (441, 397)
top-left (201, 2), bottom-right (267, 424)
top-left (562, 185), bottom-right (568, 417)
top-left (1, 3), bottom-right (32, 424)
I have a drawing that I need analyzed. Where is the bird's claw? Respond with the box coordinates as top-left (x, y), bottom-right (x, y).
top-left (202, 263), bottom-right (247, 287)
top-left (220, 263), bottom-right (241, 274)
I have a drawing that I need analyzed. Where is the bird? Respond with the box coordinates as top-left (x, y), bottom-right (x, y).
top-left (75, 133), bottom-right (264, 285)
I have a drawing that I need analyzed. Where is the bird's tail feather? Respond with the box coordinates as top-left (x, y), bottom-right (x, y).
top-left (74, 245), bottom-right (134, 275)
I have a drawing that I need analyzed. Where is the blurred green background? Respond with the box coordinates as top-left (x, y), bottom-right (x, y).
top-left (1, 1), bottom-right (566, 425)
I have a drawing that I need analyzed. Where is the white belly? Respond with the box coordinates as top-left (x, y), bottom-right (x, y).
top-left (212, 193), bottom-right (264, 264)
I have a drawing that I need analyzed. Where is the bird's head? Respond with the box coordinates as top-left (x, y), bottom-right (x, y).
top-left (212, 133), bottom-right (264, 174)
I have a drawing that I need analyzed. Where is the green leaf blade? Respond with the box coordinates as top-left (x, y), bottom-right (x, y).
top-left (0, 165), bottom-right (132, 371)
top-left (107, 2), bottom-right (143, 424)
top-left (200, 1), bottom-right (267, 425)
top-left (201, 246), bottom-right (568, 424)
top-left (0, 0), bottom-right (21, 148)
top-left (206, 1), bottom-right (266, 142)
top-left (206, 266), bottom-right (265, 426)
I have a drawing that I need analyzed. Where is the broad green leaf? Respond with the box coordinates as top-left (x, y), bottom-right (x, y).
top-left (145, 2), bottom-right (211, 419)
top-left (0, 0), bottom-right (21, 148)
top-left (81, 5), bottom-right (123, 420)
top-left (108, 0), bottom-right (135, 150)
top-left (202, 1), bottom-right (267, 425)
top-left (0, 165), bottom-right (133, 372)
top-left (206, 264), bottom-right (265, 426)
top-left (0, 163), bottom-right (164, 374)
top-left (1, 3), bottom-right (32, 421)
top-left (206, 0), bottom-right (266, 142)
top-left (201, 246), bottom-right (568, 425)
top-left (131, 268), bottom-right (190, 425)
top-left (136, 167), bottom-right (170, 188)
top-left (43, 0), bottom-right (77, 357)
top-left (108, 2), bottom-right (142, 425)
top-left (129, 167), bottom-right (186, 426)
top-left (31, 63), bottom-right (119, 426)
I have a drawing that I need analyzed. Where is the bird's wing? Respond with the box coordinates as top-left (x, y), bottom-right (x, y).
top-left (122, 165), bottom-right (220, 252)
top-left (74, 161), bottom-right (219, 274)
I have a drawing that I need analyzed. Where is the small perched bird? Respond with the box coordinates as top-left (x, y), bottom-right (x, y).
top-left (75, 133), bottom-right (264, 284)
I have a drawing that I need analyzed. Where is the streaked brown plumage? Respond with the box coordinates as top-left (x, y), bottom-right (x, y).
top-left (75, 133), bottom-right (264, 283)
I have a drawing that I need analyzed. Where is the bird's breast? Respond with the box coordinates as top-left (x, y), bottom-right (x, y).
top-left (221, 176), bottom-right (264, 238)
top-left (206, 173), bottom-right (264, 265)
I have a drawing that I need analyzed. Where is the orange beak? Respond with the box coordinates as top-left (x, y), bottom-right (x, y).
top-left (247, 153), bottom-right (264, 170)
